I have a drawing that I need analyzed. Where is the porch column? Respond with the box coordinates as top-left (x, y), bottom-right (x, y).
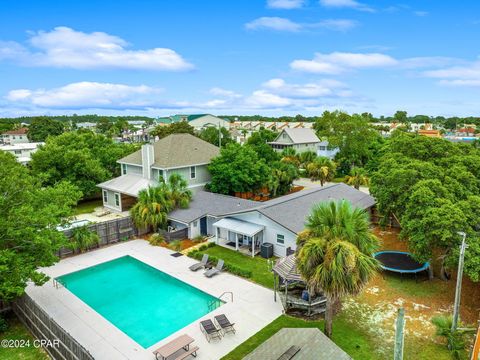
top-left (235, 232), bottom-right (239, 251)
top-left (215, 227), bottom-right (219, 245)
top-left (251, 236), bottom-right (255, 258)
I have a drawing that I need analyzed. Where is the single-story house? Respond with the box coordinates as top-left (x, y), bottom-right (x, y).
top-left (317, 140), bottom-right (340, 159)
top-left (97, 133), bottom-right (220, 212)
top-left (168, 183), bottom-right (375, 257)
top-left (155, 114), bottom-right (230, 130)
top-left (268, 128), bottom-right (321, 154)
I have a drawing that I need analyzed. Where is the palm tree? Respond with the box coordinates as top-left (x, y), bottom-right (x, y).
top-left (306, 157), bottom-right (336, 186)
top-left (280, 147), bottom-right (300, 167)
top-left (167, 173), bottom-right (192, 208)
top-left (130, 186), bottom-right (174, 232)
top-left (296, 200), bottom-right (379, 338)
top-left (299, 150), bottom-right (317, 168)
top-left (345, 167), bottom-right (369, 190)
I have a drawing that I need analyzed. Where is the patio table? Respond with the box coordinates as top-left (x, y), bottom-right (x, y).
top-left (153, 334), bottom-right (194, 360)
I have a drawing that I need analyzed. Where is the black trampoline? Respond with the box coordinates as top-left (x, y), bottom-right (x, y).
top-left (374, 251), bottom-right (430, 274)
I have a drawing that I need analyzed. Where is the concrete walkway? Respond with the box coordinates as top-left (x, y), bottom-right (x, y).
top-left (27, 240), bottom-right (283, 360)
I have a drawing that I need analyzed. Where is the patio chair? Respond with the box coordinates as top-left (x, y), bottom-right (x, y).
top-left (277, 345), bottom-right (301, 360)
top-left (189, 254), bottom-right (209, 272)
top-left (214, 314), bottom-right (236, 335)
top-left (199, 319), bottom-right (222, 342)
top-left (204, 259), bottom-right (224, 278)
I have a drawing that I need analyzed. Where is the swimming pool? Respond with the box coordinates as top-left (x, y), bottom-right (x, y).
top-left (57, 256), bottom-right (221, 348)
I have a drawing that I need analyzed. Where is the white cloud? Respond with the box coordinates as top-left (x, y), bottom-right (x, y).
top-left (245, 17), bottom-right (302, 32)
top-left (0, 27), bottom-right (193, 71)
top-left (209, 87), bottom-right (241, 98)
top-left (245, 90), bottom-right (292, 108)
top-left (319, 0), bottom-right (374, 12)
top-left (414, 11), bottom-right (429, 17)
top-left (291, 52), bottom-right (397, 74)
top-left (262, 78), bottom-right (349, 98)
top-left (6, 82), bottom-right (163, 109)
top-left (246, 17), bottom-right (357, 32)
top-left (267, 0), bottom-right (305, 9)
top-left (437, 79), bottom-right (480, 87)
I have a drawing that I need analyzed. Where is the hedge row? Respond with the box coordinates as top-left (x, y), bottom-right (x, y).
top-left (188, 249), bottom-right (253, 279)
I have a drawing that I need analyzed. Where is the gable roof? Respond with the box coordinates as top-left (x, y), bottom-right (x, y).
top-left (251, 183), bottom-right (375, 234)
top-left (271, 128), bottom-right (320, 144)
top-left (169, 183), bottom-right (376, 233)
top-left (118, 133), bottom-right (220, 169)
top-left (168, 191), bottom-right (259, 223)
top-left (2, 127), bottom-right (28, 135)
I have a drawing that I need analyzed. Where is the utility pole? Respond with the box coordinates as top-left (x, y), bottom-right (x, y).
top-left (452, 232), bottom-right (468, 333)
top-left (394, 307), bottom-right (405, 360)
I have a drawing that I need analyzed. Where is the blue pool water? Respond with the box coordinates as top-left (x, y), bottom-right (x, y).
top-left (57, 256), bottom-right (221, 348)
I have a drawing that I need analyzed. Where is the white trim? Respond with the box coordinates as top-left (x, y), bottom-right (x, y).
top-left (102, 189), bottom-right (108, 203)
top-left (117, 161), bottom-right (142, 167)
top-left (114, 192), bottom-right (121, 208)
top-left (187, 182), bottom-right (208, 189)
top-left (163, 162), bottom-right (210, 170)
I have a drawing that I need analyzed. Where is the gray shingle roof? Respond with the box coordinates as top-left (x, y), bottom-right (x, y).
top-left (255, 183), bottom-right (375, 234)
top-left (168, 191), bottom-right (258, 223)
top-left (118, 134), bottom-right (220, 169)
top-left (168, 183), bottom-right (375, 233)
top-left (272, 128), bottom-right (320, 144)
top-left (97, 174), bottom-right (157, 197)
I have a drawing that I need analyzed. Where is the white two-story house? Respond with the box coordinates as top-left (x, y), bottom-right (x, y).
top-left (97, 133), bottom-right (220, 212)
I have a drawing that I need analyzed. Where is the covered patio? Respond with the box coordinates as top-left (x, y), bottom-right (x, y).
top-left (213, 218), bottom-right (265, 257)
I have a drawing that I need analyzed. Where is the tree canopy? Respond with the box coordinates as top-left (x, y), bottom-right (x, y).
top-left (313, 111), bottom-right (382, 173)
top-left (27, 117), bottom-right (64, 142)
top-left (30, 131), bottom-right (139, 199)
top-left (150, 122), bottom-right (195, 139)
top-left (207, 143), bottom-right (270, 194)
top-left (198, 126), bottom-right (233, 147)
top-left (0, 152), bottom-right (81, 301)
top-left (370, 132), bottom-right (480, 281)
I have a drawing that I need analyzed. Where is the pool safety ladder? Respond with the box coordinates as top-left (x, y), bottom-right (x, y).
top-left (53, 278), bottom-right (67, 289)
top-left (208, 291), bottom-right (233, 311)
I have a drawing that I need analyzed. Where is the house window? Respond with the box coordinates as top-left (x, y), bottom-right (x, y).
top-left (114, 193), bottom-right (120, 207)
top-left (158, 169), bottom-right (164, 179)
top-left (121, 163), bottom-right (127, 175)
top-left (276, 234), bottom-right (285, 245)
top-left (103, 190), bottom-right (108, 203)
top-left (319, 146), bottom-right (326, 151)
top-left (190, 166), bottom-right (196, 179)
top-left (193, 220), bottom-right (198, 227)
top-left (14, 150), bottom-right (21, 155)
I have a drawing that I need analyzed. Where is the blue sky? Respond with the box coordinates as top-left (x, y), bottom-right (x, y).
top-left (1, 0), bottom-right (480, 117)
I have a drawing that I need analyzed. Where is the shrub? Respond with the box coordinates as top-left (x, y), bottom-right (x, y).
top-left (431, 315), bottom-right (474, 359)
top-left (0, 315), bottom-right (8, 333)
top-left (193, 235), bottom-right (206, 243)
top-left (169, 240), bottom-right (182, 252)
top-left (69, 225), bottom-right (100, 253)
top-left (149, 233), bottom-right (166, 246)
top-left (224, 264), bottom-right (252, 278)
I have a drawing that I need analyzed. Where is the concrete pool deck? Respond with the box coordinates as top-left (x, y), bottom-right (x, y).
top-left (26, 240), bottom-right (284, 360)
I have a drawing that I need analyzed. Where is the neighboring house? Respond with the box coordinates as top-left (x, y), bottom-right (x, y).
top-left (0, 142), bottom-right (44, 164)
top-left (268, 128), bottom-right (321, 154)
top-left (168, 183), bottom-right (375, 257)
top-left (155, 114), bottom-right (230, 130)
top-left (317, 140), bottom-right (339, 159)
top-left (75, 122), bottom-right (97, 130)
top-left (418, 129), bottom-right (441, 138)
top-left (97, 133), bottom-right (220, 212)
top-left (1, 127), bottom-right (29, 145)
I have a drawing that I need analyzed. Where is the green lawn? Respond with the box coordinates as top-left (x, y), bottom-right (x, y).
top-left (0, 313), bottom-right (49, 360)
top-left (222, 314), bottom-right (380, 360)
top-left (199, 245), bottom-right (275, 289)
top-left (73, 199), bottom-right (103, 215)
